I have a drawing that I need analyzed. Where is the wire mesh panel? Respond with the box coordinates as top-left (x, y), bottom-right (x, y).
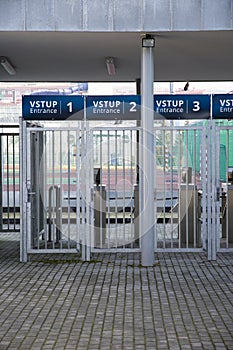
top-left (0, 129), bottom-right (20, 232)
top-left (154, 125), bottom-right (207, 252)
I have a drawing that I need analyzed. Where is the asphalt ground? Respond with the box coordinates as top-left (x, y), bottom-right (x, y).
top-left (0, 232), bottom-right (232, 350)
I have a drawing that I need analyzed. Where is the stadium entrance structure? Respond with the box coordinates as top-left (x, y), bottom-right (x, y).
top-left (19, 93), bottom-right (233, 262)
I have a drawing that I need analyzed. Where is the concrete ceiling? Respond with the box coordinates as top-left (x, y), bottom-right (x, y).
top-left (0, 30), bottom-right (233, 83)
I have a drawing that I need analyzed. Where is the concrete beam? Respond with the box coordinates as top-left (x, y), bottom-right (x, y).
top-left (0, 0), bottom-right (232, 32)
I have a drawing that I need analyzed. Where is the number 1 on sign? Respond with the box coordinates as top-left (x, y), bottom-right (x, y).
top-left (67, 102), bottom-right (73, 113)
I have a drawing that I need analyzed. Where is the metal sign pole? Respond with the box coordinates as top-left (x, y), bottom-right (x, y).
top-left (141, 35), bottom-right (155, 266)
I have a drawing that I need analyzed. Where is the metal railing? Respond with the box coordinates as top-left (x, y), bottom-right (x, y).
top-left (0, 126), bottom-right (20, 232)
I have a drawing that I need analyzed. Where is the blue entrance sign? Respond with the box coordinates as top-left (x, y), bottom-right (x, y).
top-left (22, 93), bottom-right (232, 121)
top-left (86, 95), bottom-right (140, 120)
top-left (22, 95), bottom-right (84, 120)
top-left (212, 94), bottom-right (233, 119)
top-left (154, 94), bottom-right (210, 119)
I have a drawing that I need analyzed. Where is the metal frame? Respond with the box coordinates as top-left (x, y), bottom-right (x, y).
top-left (153, 124), bottom-right (208, 253)
top-left (19, 118), bottom-right (233, 262)
top-left (90, 126), bottom-right (140, 254)
top-left (20, 122), bottom-right (94, 261)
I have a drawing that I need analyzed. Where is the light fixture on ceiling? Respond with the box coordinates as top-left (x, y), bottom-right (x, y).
top-left (184, 81), bottom-right (189, 91)
top-left (106, 57), bottom-right (116, 76)
top-left (142, 34), bottom-right (155, 48)
top-left (0, 56), bottom-right (16, 75)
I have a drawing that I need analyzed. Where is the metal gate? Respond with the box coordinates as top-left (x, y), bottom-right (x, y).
top-left (20, 120), bottom-right (94, 261)
top-left (215, 123), bottom-right (233, 253)
top-left (20, 123), bottom-right (141, 260)
top-left (0, 125), bottom-right (20, 232)
top-left (90, 127), bottom-right (139, 253)
top-left (22, 119), bottom-right (230, 261)
top-left (89, 124), bottom-right (209, 254)
top-left (153, 125), bottom-right (208, 252)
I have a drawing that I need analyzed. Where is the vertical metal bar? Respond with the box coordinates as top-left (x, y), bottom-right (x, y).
top-left (20, 119), bottom-right (27, 262)
top-left (39, 130), bottom-right (44, 243)
top-left (226, 129), bottom-right (229, 248)
top-left (90, 127), bottom-right (94, 253)
top-left (199, 126), bottom-right (207, 250)
top-left (83, 103), bottom-right (89, 260)
top-left (193, 130), bottom-right (197, 247)
top-left (211, 120), bottom-right (217, 260)
top-left (130, 129), bottom-right (134, 247)
top-left (67, 130), bottom-right (71, 249)
top-left (59, 130), bottom-right (63, 249)
top-left (122, 130), bottom-right (126, 247)
top-left (215, 127), bottom-right (221, 251)
top-left (84, 118), bottom-right (90, 261)
top-left (89, 124), bottom-right (93, 259)
top-left (43, 131), bottom-right (48, 249)
top-left (207, 121), bottom-right (213, 260)
top-left (162, 129), bottom-right (166, 248)
top-left (27, 128), bottom-right (32, 253)
top-left (201, 126), bottom-right (207, 251)
top-left (76, 127), bottom-right (81, 251)
top-left (81, 121), bottom-right (86, 260)
top-left (51, 130), bottom-right (55, 249)
top-left (12, 135), bottom-right (16, 230)
top-left (185, 129), bottom-right (189, 248)
top-left (86, 125), bottom-right (91, 261)
top-left (115, 129), bottom-right (118, 247)
top-left (107, 130), bottom-right (110, 248)
top-left (211, 122), bottom-right (216, 257)
top-left (178, 129), bottom-right (182, 249)
top-left (0, 134), bottom-right (2, 231)
top-left (47, 131), bottom-right (51, 243)
top-left (133, 129), bottom-right (137, 246)
top-left (139, 126), bottom-right (143, 250)
top-left (36, 131), bottom-right (40, 249)
top-left (154, 128), bottom-right (157, 250)
top-left (6, 135), bottom-right (10, 230)
top-left (100, 130), bottom-right (103, 248)
top-left (170, 128), bottom-right (174, 248)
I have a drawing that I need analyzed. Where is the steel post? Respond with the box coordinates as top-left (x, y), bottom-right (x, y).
top-left (141, 35), bottom-right (155, 266)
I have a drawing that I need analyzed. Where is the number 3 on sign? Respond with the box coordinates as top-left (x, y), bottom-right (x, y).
top-left (67, 102), bottom-right (73, 113)
top-left (192, 101), bottom-right (200, 112)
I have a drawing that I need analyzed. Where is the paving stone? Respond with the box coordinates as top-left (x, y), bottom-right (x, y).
top-left (0, 233), bottom-right (232, 349)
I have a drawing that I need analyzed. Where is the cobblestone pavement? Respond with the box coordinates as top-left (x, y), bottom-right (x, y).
top-left (0, 233), bottom-right (232, 350)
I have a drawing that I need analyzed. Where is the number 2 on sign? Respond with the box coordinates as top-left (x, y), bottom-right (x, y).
top-left (129, 101), bottom-right (137, 112)
top-left (67, 102), bottom-right (73, 113)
